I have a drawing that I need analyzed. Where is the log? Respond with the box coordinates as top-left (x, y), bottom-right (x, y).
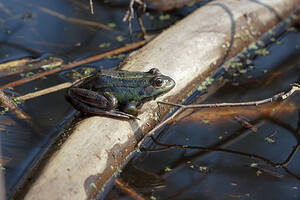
top-left (23, 0), bottom-right (300, 199)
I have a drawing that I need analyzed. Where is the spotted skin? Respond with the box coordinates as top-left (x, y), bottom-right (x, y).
top-left (65, 68), bottom-right (175, 119)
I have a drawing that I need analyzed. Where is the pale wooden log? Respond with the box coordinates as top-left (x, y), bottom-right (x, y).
top-left (24, 0), bottom-right (300, 199)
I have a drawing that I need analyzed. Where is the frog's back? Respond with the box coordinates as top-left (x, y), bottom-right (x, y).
top-left (95, 70), bottom-right (154, 88)
top-left (78, 69), bottom-right (175, 104)
top-left (79, 70), bottom-right (155, 103)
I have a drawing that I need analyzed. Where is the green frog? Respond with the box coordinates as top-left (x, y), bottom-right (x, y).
top-left (65, 68), bottom-right (175, 119)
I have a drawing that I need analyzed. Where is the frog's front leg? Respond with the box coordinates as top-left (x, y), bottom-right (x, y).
top-left (65, 88), bottom-right (135, 119)
top-left (122, 101), bottom-right (140, 116)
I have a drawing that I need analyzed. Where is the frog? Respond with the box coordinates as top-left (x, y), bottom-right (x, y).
top-left (65, 68), bottom-right (175, 119)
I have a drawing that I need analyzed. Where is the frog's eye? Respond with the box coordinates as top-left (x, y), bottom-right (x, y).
top-left (149, 68), bottom-right (161, 75)
top-left (154, 77), bottom-right (163, 87)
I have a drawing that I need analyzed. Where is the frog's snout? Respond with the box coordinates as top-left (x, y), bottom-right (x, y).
top-left (165, 77), bottom-right (175, 92)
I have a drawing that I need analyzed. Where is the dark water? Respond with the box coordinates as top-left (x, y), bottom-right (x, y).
top-left (0, 0), bottom-right (202, 197)
top-left (104, 18), bottom-right (300, 199)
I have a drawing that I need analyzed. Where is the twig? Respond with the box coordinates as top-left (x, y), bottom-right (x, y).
top-left (146, 137), bottom-right (300, 180)
top-left (138, 16), bottom-right (147, 36)
top-left (122, 0), bottom-right (135, 35)
top-left (0, 90), bottom-right (30, 120)
top-left (279, 143), bottom-right (300, 167)
top-left (39, 7), bottom-right (111, 31)
top-left (281, 83), bottom-right (300, 99)
top-left (89, 0), bottom-right (94, 14)
top-left (147, 136), bottom-right (278, 167)
top-left (115, 179), bottom-right (146, 200)
top-left (19, 82), bottom-right (72, 101)
top-left (123, 0), bottom-right (146, 35)
top-left (0, 58), bottom-right (34, 75)
top-left (158, 92), bottom-right (285, 109)
top-left (0, 57), bottom-right (63, 77)
top-left (137, 107), bottom-right (184, 146)
top-left (0, 91), bottom-right (44, 135)
top-left (252, 165), bottom-right (284, 178)
top-left (0, 40), bottom-right (147, 90)
top-left (138, 83), bottom-right (300, 147)
top-left (232, 116), bottom-right (258, 133)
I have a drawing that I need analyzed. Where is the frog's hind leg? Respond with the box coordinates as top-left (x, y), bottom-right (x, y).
top-left (66, 88), bottom-right (117, 109)
top-left (67, 96), bottom-right (135, 119)
top-left (65, 88), bottom-right (136, 119)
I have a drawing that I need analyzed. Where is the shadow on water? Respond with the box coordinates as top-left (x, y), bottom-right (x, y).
top-left (104, 15), bottom-right (300, 200)
top-left (0, 0), bottom-right (204, 198)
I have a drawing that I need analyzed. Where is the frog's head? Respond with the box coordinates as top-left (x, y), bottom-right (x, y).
top-left (145, 68), bottom-right (175, 99)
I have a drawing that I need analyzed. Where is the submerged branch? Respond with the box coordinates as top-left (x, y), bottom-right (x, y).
top-left (145, 136), bottom-right (300, 181)
top-left (0, 90), bottom-right (30, 120)
top-left (39, 7), bottom-right (111, 31)
top-left (115, 179), bottom-right (146, 200)
top-left (279, 142), bottom-right (300, 167)
top-left (146, 136), bottom-right (278, 167)
top-left (0, 57), bottom-right (63, 77)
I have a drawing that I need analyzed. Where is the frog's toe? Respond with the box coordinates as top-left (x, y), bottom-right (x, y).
top-left (109, 110), bottom-right (138, 119)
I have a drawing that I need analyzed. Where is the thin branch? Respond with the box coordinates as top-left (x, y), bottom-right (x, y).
top-left (0, 91), bottom-right (43, 134)
top-left (19, 82), bottom-right (72, 101)
top-left (39, 7), bottom-right (111, 31)
top-left (158, 92), bottom-right (285, 109)
top-left (279, 143), bottom-right (300, 167)
top-left (146, 137), bottom-right (300, 181)
top-left (251, 165), bottom-right (284, 178)
top-left (0, 57), bottom-right (63, 77)
top-left (0, 58), bottom-right (35, 76)
top-left (282, 83), bottom-right (300, 99)
top-left (137, 107), bottom-right (184, 146)
top-left (138, 83), bottom-right (300, 147)
top-left (122, 0), bottom-right (135, 35)
top-left (145, 136), bottom-right (278, 167)
top-left (0, 40), bottom-right (147, 90)
top-left (0, 90), bottom-right (30, 120)
top-left (115, 179), bottom-right (146, 200)
top-left (89, 0), bottom-right (94, 14)
top-left (123, 0), bottom-right (146, 35)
